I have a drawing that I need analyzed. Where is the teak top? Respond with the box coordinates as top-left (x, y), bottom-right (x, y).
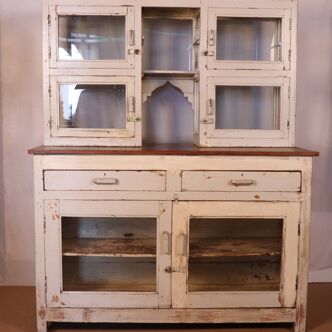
top-left (28, 145), bottom-right (319, 157)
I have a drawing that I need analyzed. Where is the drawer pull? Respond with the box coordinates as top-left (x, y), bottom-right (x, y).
top-left (92, 178), bottom-right (119, 185)
top-left (229, 179), bottom-right (257, 187)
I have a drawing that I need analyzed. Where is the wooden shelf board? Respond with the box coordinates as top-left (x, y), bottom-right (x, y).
top-left (190, 238), bottom-right (281, 258)
top-left (63, 282), bottom-right (156, 292)
top-left (62, 238), bottom-right (156, 257)
top-left (143, 70), bottom-right (196, 77)
top-left (28, 144), bottom-right (319, 157)
top-left (188, 282), bottom-right (280, 292)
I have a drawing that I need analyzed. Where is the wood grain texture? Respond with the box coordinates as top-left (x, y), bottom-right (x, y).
top-left (62, 238), bottom-right (156, 257)
top-left (28, 144), bottom-right (319, 156)
top-left (190, 238), bottom-right (281, 258)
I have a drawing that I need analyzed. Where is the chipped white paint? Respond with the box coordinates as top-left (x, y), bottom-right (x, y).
top-left (33, 153), bottom-right (313, 331)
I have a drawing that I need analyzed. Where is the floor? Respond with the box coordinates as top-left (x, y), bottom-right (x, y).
top-left (0, 284), bottom-right (331, 332)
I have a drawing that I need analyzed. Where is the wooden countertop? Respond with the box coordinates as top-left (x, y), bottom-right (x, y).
top-left (28, 144), bottom-right (319, 157)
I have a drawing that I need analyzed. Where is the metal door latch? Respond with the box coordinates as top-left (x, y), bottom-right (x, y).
top-left (164, 266), bottom-right (185, 273)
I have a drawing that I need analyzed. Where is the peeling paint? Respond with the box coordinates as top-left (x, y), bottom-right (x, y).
top-left (38, 306), bottom-right (46, 320)
top-left (51, 294), bottom-right (59, 303)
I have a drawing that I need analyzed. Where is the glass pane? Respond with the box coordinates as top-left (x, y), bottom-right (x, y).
top-left (216, 18), bottom-right (281, 62)
top-left (59, 84), bottom-right (126, 129)
top-left (143, 18), bottom-right (193, 71)
top-left (62, 217), bottom-right (157, 292)
top-left (188, 218), bottom-right (283, 292)
top-left (215, 86), bottom-right (280, 130)
top-left (58, 15), bottom-right (126, 61)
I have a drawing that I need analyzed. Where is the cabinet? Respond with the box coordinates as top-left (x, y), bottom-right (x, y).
top-left (29, 147), bottom-right (318, 332)
top-left (30, 0), bottom-right (318, 331)
top-left (43, 0), bottom-right (297, 147)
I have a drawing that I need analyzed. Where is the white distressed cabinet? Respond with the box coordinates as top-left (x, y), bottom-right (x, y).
top-left (30, 0), bottom-right (319, 331)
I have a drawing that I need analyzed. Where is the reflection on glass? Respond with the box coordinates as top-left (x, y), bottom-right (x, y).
top-left (58, 15), bottom-right (126, 61)
top-left (59, 84), bottom-right (126, 129)
top-left (217, 18), bottom-right (281, 61)
top-left (143, 18), bottom-right (193, 71)
top-left (215, 86), bottom-right (280, 130)
top-left (188, 218), bottom-right (283, 292)
top-left (61, 217), bottom-right (157, 292)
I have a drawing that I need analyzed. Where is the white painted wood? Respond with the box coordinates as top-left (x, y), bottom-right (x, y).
top-left (203, 76), bottom-right (291, 146)
top-left (48, 5), bottom-right (136, 69)
top-left (294, 161), bottom-right (312, 332)
top-left (172, 201), bottom-right (300, 309)
top-left (44, 170), bottom-right (166, 191)
top-left (34, 157), bottom-right (48, 332)
top-left (182, 171), bottom-right (301, 192)
top-left (49, 75), bottom-right (136, 140)
top-left (205, 8), bottom-right (291, 71)
top-left (45, 307), bottom-right (296, 323)
top-left (44, 199), bottom-right (172, 309)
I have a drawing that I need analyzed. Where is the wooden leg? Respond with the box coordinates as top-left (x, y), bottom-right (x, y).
top-left (294, 304), bottom-right (307, 332)
top-left (37, 319), bottom-right (47, 332)
top-left (37, 306), bottom-right (48, 332)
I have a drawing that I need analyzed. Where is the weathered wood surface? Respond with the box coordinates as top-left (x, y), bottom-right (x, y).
top-left (44, 170), bottom-right (166, 191)
top-left (182, 170), bottom-right (302, 192)
top-left (190, 238), bottom-right (281, 258)
top-left (29, 145), bottom-right (319, 156)
top-left (62, 238), bottom-right (156, 257)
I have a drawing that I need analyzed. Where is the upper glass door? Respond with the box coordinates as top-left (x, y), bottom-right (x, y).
top-left (206, 8), bottom-right (291, 70)
top-left (172, 202), bottom-right (300, 309)
top-left (49, 75), bottom-right (138, 144)
top-left (44, 200), bottom-right (171, 308)
top-left (203, 76), bottom-right (290, 146)
top-left (49, 6), bottom-right (136, 69)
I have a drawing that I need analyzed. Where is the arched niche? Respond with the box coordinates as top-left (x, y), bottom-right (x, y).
top-left (142, 81), bottom-right (194, 144)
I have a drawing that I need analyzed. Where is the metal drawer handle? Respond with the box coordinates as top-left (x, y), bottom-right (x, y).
top-left (92, 178), bottom-right (119, 185)
top-left (229, 179), bottom-right (257, 187)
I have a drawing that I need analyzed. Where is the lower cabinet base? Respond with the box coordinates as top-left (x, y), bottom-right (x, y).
top-left (43, 307), bottom-right (296, 324)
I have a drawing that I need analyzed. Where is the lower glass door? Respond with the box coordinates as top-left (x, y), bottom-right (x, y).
top-left (172, 202), bottom-right (300, 309)
top-left (45, 200), bottom-right (171, 308)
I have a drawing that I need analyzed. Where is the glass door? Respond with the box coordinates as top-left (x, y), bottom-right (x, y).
top-left (172, 202), bottom-right (299, 308)
top-left (49, 6), bottom-right (136, 69)
top-left (44, 200), bottom-right (171, 308)
top-left (206, 8), bottom-right (291, 70)
top-left (203, 76), bottom-right (290, 146)
top-left (49, 76), bottom-right (138, 142)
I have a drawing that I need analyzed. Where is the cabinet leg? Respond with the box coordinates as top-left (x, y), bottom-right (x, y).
top-left (37, 308), bottom-right (48, 332)
top-left (294, 305), bottom-right (307, 332)
top-left (37, 320), bottom-right (48, 332)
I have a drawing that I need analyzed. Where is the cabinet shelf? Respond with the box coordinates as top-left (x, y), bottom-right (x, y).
top-left (62, 238), bottom-right (156, 257)
top-left (143, 70), bottom-right (196, 78)
top-left (190, 238), bottom-right (281, 258)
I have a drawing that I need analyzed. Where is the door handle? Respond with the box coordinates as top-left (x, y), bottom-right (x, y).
top-left (177, 233), bottom-right (187, 256)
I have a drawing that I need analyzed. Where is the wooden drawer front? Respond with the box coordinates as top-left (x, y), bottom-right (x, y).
top-left (182, 171), bottom-right (301, 192)
top-left (44, 171), bottom-right (166, 191)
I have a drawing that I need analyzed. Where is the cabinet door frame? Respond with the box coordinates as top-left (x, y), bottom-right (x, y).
top-left (48, 5), bottom-right (136, 69)
top-left (49, 75), bottom-right (138, 141)
top-left (172, 201), bottom-right (300, 309)
top-left (206, 8), bottom-right (292, 71)
top-left (44, 199), bottom-right (172, 309)
top-left (203, 76), bottom-right (290, 147)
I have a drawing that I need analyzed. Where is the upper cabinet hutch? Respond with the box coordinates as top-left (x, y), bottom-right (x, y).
top-left (29, 0), bottom-right (318, 331)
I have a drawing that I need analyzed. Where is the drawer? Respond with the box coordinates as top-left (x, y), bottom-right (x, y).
top-left (182, 171), bottom-right (301, 192)
top-left (44, 170), bottom-right (166, 191)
